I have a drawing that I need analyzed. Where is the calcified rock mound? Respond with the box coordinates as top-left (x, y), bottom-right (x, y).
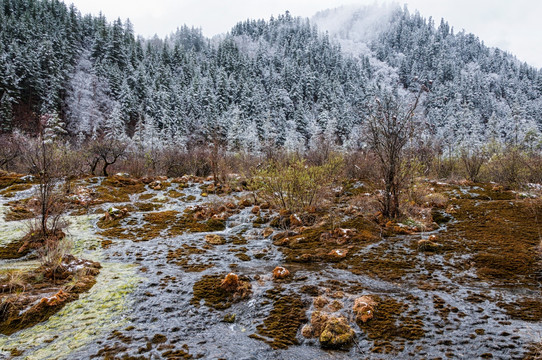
top-left (302, 310), bottom-right (355, 350)
top-left (353, 295), bottom-right (378, 323)
top-left (319, 316), bottom-right (355, 349)
top-left (272, 266), bottom-right (290, 280)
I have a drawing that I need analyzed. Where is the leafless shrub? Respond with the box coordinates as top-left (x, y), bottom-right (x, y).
top-left (38, 236), bottom-right (73, 280)
top-left (0, 269), bottom-right (26, 293)
top-left (460, 147), bottom-right (488, 182)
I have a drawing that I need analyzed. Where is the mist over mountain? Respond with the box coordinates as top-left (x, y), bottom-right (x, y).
top-left (1, 0), bottom-right (541, 152)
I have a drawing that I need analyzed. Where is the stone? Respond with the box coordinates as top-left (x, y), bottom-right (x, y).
top-left (251, 206), bottom-right (260, 215)
top-left (205, 234), bottom-right (226, 245)
top-left (41, 289), bottom-right (70, 306)
top-left (240, 198), bottom-right (252, 207)
top-left (327, 248), bottom-right (348, 260)
top-left (333, 228), bottom-right (355, 239)
top-left (313, 296), bottom-right (329, 310)
top-left (225, 202), bottom-right (236, 209)
top-left (108, 207), bottom-right (128, 220)
top-left (223, 313), bottom-right (236, 323)
top-left (272, 266), bottom-right (290, 280)
top-left (290, 214), bottom-right (303, 227)
top-left (310, 311), bottom-right (329, 338)
top-left (279, 209), bottom-right (291, 217)
top-left (301, 324), bottom-right (314, 338)
top-left (418, 238), bottom-right (441, 252)
top-left (262, 227), bottom-right (274, 237)
top-left (220, 273), bottom-right (239, 292)
top-left (149, 180), bottom-right (163, 190)
top-left (353, 295), bottom-right (377, 323)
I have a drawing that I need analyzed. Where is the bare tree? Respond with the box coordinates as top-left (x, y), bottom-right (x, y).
top-left (89, 138), bottom-right (127, 176)
top-left (365, 84), bottom-right (428, 218)
top-left (0, 133), bottom-right (21, 171)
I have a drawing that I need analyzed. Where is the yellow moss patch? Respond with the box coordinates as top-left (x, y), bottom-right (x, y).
top-left (0, 184), bottom-right (33, 197)
top-left (357, 296), bottom-right (425, 354)
top-left (166, 189), bottom-right (185, 198)
top-left (249, 288), bottom-right (307, 349)
top-left (94, 176), bottom-right (145, 203)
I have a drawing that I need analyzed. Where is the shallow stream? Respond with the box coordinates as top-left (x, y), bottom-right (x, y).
top-left (0, 180), bottom-right (540, 359)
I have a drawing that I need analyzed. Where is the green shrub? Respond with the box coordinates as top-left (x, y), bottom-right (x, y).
top-left (249, 154), bottom-right (343, 212)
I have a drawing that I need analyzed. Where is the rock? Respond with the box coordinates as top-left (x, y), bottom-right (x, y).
top-left (492, 185), bottom-right (504, 192)
top-left (41, 289), bottom-right (70, 306)
top-left (260, 202), bottom-right (270, 210)
top-left (220, 273), bottom-right (240, 292)
top-left (319, 317), bottom-right (355, 349)
top-left (205, 234), bottom-right (226, 245)
top-left (151, 334), bottom-right (167, 344)
top-left (353, 295), bottom-right (377, 323)
top-left (223, 313), bottom-right (236, 323)
top-left (431, 208), bottom-right (453, 225)
top-left (239, 198), bottom-right (252, 207)
top-left (333, 228), bottom-right (355, 239)
top-left (301, 324), bottom-right (314, 338)
top-left (272, 266), bottom-right (290, 280)
top-left (251, 206), bottom-right (260, 215)
top-left (290, 214), bottom-right (303, 227)
top-left (310, 311), bottom-right (329, 338)
top-left (279, 209), bottom-right (291, 216)
top-left (272, 231), bottom-right (296, 242)
top-left (108, 207), bottom-right (129, 220)
top-left (262, 227), bottom-right (274, 237)
top-left (212, 213), bottom-right (227, 221)
top-left (418, 238), bottom-right (441, 252)
top-left (327, 249), bottom-right (348, 260)
top-left (299, 253), bottom-right (313, 262)
top-left (273, 237), bottom-right (291, 247)
top-left (225, 202), bottom-right (236, 209)
top-left (149, 180), bottom-right (163, 190)
top-left (313, 296), bottom-right (329, 310)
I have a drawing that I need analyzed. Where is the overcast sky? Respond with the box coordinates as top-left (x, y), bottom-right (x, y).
top-left (62, 0), bottom-right (542, 68)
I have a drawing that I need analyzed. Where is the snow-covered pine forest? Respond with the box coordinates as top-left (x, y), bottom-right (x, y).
top-left (1, 0), bottom-right (541, 154)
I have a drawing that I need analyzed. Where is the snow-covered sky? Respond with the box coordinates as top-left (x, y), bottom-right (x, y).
top-left (62, 0), bottom-right (542, 68)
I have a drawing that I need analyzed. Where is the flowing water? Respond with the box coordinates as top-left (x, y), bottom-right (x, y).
top-left (0, 180), bottom-right (540, 359)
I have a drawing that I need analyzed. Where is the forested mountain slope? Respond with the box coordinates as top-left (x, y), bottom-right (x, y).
top-left (1, 0), bottom-right (541, 152)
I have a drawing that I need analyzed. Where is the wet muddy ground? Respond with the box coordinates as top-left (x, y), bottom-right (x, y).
top-left (0, 176), bottom-right (541, 359)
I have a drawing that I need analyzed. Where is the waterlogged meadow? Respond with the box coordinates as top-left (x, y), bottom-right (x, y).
top-left (0, 173), bottom-right (541, 359)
